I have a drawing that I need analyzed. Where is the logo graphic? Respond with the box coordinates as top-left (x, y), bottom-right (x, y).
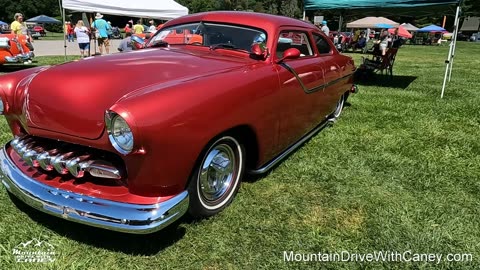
top-left (12, 238), bottom-right (56, 263)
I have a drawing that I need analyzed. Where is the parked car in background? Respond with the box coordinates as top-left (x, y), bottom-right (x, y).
top-left (0, 34), bottom-right (34, 64)
top-left (329, 31), bottom-right (352, 52)
top-left (456, 32), bottom-right (470, 41)
top-left (470, 33), bottom-right (480, 42)
top-left (33, 25), bottom-right (46, 36)
top-left (27, 25), bottom-right (46, 39)
top-left (0, 11), bottom-right (357, 234)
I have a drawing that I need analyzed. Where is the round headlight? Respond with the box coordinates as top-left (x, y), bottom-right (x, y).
top-left (108, 114), bottom-right (134, 155)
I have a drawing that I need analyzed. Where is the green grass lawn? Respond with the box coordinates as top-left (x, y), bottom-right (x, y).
top-left (0, 43), bottom-right (479, 269)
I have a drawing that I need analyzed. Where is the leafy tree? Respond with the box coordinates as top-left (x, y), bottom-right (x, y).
top-left (463, 0), bottom-right (480, 16)
top-left (0, 0), bottom-right (61, 22)
top-left (278, 0), bottom-right (300, 18)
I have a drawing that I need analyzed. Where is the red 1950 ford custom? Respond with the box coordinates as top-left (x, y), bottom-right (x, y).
top-left (0, 11), bottom-right (357, 234)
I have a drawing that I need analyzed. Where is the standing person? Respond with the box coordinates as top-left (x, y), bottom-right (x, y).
top-left (91, 13), bottom-right (111, 54)
top-left (67, 22), bottom-right (75, 42)
top-left (133, 20), bottom-right (144, 34)
top-left (74, 20), bottom-right (90, 57)
top-left (320, 20), bottom-right (330, 36)
top-left (10, 13), bottom-right (34, 51)
top-left (148, 20), bottom-right (156, 33)
top-left (124, 23), bottom-right (132, 34)
top-left (377, 30), bottom-right (389, 56)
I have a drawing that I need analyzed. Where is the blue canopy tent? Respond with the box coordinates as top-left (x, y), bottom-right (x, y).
top-left (375, 23), bottom-right (395, 29)
top-left (303, 0), bottom-right (463, 98)
top-left (417, 24), bottom-right (447, 32)
top-left (0, 21), bottom-right (7, 25)
top-left (26, 15), bottom-right (62, 24)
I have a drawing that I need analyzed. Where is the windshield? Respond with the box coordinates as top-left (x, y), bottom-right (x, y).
top-left (148, 22), bottom-right (267, 53)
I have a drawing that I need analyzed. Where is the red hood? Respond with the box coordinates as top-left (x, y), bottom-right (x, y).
top-left (21, 48), bottom-right (253, 139)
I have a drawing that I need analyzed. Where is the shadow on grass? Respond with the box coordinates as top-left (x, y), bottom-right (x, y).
top-left (8, 192), bottom-right (186, 255)
top-left (355, 74), bottom-right (418, 90)
top-left (0, 64), bottom-right (38, 74)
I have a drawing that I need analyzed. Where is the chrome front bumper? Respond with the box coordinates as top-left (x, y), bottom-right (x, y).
top-left (4, 51), bottom-right (34, 63)
top-left (0, 145), bottom-right (189, 234)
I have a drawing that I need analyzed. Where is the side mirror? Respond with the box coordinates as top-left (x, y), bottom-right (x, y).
top-left (250, 43), bottom-right (268, 60)
top-left (276, 48), bottom-right (301, 63)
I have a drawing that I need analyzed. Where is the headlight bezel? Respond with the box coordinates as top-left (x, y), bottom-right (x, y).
top-left (105, 111), bottom-right (134, 155)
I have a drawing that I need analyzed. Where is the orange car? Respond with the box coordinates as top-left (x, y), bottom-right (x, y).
top-left (0, 34), bottom-right (34, 65)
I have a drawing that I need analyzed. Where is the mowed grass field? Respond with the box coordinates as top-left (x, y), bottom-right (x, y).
top-left (0, 43), bottom-right (479, 269)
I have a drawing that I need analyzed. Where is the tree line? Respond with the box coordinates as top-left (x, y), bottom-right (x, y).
top-left (0, 0), bottom-right (478, 26)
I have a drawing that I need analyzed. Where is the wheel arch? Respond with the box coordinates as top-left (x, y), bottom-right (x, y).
top-left (184, 124), bottom-right (259, 189)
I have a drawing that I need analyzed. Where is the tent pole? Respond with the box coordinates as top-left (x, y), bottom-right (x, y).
top-left (58, 0), bottom-right (66, 61)
top-left (448, 6), bottom-right (461, 82)
top-left (441, 4), bottom-right (460, 98)
top-left (302, 10), bottom-right (306, 20)
top-left (63, 8), bottom-right (67, 61)
top-left (338, 14), bottom-right (343, 32)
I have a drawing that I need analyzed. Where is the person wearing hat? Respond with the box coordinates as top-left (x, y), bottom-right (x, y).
top-left (91, 13), bottom-right (111, 54)
top-left (320, 20), bottom-right (329, 36)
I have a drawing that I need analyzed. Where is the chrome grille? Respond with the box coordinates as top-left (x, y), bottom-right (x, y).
top-left (11, 135), bottom-right (123, 180)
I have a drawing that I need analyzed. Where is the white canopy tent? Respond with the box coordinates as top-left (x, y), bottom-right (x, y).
top-left (400, 23), bottom-right (419, 31)
top-left (346, 17), bottom-right (399, 28)
top-left (59, 0), bottom-right (188, 59)
top-left (62, 0), bottom-right (189, 20)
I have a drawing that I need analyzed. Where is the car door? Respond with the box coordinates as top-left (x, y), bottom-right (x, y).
top-left (273, 28), bottom-right (327, 151)
top-left (311, 32), bottom-right (352, 119)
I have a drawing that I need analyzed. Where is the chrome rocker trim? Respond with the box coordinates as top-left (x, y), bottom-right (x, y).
top-left (0, 145), bottom-right (189, 234)
top-left (248, 120), bottom-right (332, 175)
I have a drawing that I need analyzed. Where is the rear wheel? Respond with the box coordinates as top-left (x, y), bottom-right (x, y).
top-left (187, 136), bottom-right (245, 218)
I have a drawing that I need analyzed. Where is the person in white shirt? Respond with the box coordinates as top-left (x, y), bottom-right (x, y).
top-left (74, 20), bottom-right (90, 57)
top-left (148, 20), bottom-right (157, 33)
top-left (320, 20), bottom-right (330, 36)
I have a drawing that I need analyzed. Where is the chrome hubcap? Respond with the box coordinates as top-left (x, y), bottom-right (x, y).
top-left (199, 144), bottom-right (236, 203)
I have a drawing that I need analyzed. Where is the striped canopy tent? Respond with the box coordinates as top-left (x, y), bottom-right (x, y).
top-left (303, 0), bottom-right (463, 98)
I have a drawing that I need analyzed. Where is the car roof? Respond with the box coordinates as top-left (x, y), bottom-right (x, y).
top-left (163, 11), bottom-right (317, 33)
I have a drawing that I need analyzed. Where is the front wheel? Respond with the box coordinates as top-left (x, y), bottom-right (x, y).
top-left (187, 136), bottom-right (245, 218)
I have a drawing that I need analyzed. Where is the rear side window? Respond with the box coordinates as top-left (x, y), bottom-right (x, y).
top-left (276, 31), bottom-right (313, 58)
top-left (313, 33), bottom-right (332, 54)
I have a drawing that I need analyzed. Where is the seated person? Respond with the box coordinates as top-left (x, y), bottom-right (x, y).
top-left (392, 37), bottom-right (404, 48)
top-left (118, 32), bottom-right (133, 52)
top-left (354, 34), bottom-right (366, 50)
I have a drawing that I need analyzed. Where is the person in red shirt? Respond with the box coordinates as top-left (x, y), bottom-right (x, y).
top-left (67, 22), bottom-right (74, 42)
top-left (124, 23), bottom-right (132, 34)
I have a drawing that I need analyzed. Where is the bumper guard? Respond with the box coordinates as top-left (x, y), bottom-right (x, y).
top-left (5, 51), bottom-right (35, 63)
top-left (0, 144), bottom-right (189, 234)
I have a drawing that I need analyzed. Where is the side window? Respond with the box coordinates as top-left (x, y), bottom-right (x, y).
top-left (313, 33), bottom-right (332, 54)
top-left (276, 31), bottom-right (313, 59)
